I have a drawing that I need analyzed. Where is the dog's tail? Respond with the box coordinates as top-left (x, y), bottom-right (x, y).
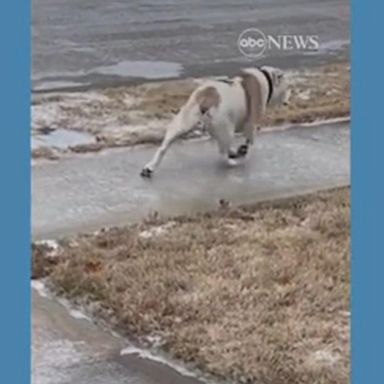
top-left (169, 88), bottom-right (213, 134)
top-left (175, 84), bottom-right (219, 132)
top-left (195, 85), bottom-right (220, 115)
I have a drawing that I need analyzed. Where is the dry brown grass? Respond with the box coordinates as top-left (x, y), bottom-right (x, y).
top-left (32, 62), bottom-right (349, 159)
top-left (33, 188), bottom-right (350, 384)
top-left (263, 63), bottom-right (350, 127)
top-left (128, 62), bottom-right (350, 129)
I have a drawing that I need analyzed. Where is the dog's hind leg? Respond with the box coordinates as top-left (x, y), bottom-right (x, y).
top-left (141, 110), bottom-right (199, 177)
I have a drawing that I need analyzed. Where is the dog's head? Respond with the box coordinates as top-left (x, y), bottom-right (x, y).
top-left (259, 66), bottom-right (291, 106)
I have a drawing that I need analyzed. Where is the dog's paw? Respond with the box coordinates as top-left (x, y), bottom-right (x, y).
top-left (226, 158), bottom-right (239, 167)
top-left (140, 167), bottom-right (153, 178)
top-left (237, 144), bottom-right (248, 157)
top-left (228, 149), bottom-right (239, 159)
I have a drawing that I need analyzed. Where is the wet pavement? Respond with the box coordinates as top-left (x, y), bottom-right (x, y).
top-left (32, 0), bottom-right (349, 91)
top-left (32, 286), bottom-right (204, 384)
top-left (32, 121), bottom-right (350, 240)
top-left (32, 129), bottom-right (95, 151)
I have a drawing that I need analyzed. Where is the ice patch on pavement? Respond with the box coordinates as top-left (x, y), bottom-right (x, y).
top-left (32, 338), bottom-right (89, 384)
top-left (32, 129), bottom-right (95, 150)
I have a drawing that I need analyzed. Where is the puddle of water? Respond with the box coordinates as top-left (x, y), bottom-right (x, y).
top-left (304, 39), bottom-right (350, 56)
top-left (33, 80), bottom-right (91, 92)
top-left (94, 60), bottom-right (183, 79)
top-left (319, 39), bottom-right (350, 51)
top-left (33, 61), bottom-right (184, 91)
top-left (32, 129), bottom-right (95, 150)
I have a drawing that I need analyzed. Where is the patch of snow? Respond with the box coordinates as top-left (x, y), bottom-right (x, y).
top-left (311, 349), bottom-right (340, 365)
top-left (139, 222), bottom-right (176, 239)
top-left (298, 116), bottom-right (350, 127)
top-left (40, 239), bottom-right (59, 250)
top-left (32, 279), bottom-right (91, 322)
top-left (326, 88), bottom-right (339, 96)
top-left (34, 239), bottom-right (61, 258)
top-left (298, 89), bottom-right (311, 101)
top-left (145, 334), bottom-right (166, 348)
top-left (120, 346), bottom-right (199, 379)
top-left (269, 116), bottom-right (349, 131)
top-left (32, 92), bottom-right (112, 132)
top-left (32, 280), bottom-right (50, 298)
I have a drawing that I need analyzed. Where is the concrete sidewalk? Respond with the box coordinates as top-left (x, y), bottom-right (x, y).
top-left (32, 121), bottom-right (350, 240)
top-left (32, 287), bottom-right (203, 384)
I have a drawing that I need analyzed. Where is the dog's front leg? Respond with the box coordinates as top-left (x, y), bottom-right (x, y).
top-left (212, 118), bottom-right (241, 165)
top-left (236, 121), bottom-right (256, 158)
top-left (243, 121), bottom-right (256, 145)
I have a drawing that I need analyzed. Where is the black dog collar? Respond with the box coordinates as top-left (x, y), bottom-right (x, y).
top-left (260, 68), bottom-right (273, 104)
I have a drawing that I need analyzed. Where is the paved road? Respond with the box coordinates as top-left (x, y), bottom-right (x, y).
top-left (32, 0), bottom-right (349, 91)
top-left (32, 121), bottom-right (350, 240)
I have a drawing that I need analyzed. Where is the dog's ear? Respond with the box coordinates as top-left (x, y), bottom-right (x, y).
top-left (240, 71), bottom-right (264, 126)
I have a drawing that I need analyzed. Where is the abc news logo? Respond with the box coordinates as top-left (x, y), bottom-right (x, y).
top-left (238, 28), bottom-right (319, 58)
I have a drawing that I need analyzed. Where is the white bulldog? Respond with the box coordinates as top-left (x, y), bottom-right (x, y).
top-left (141, 66), bottom-right (290, 177)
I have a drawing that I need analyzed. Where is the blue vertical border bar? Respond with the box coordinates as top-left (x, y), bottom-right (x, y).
top-left (352, 0), bottom-right (384, 383)
top-left (0, 0), bottom-right (31, 382)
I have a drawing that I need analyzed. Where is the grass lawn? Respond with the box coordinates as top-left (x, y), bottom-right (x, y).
top-left (32, 62), bottom-right (350, 159)
top-left (33, 188), bottom-right (350, 384)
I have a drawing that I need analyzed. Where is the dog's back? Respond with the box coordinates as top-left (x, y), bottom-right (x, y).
top-left (141, 66), bottom-right (289, 177)
top-left (188, 78), bottom-right (247, 128)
